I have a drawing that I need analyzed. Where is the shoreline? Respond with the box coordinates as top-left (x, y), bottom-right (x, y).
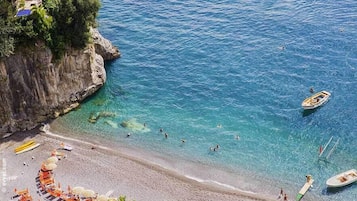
top-left (1, 123), bottom-right (279, 201)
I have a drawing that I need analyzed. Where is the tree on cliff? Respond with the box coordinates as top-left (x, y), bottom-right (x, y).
top-left (0, 0), bottom-right (17, 57)
top-left (0, 0), bottom-right (100, 58)
top-left (31, 6), bottom-right (53, 43)
top-left (44, 0), bottom-right (100, 57)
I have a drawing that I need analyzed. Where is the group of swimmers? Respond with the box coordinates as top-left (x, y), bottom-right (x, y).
top-left (210, 144), bottom-right (220, 152)
top-left (126, 123), bottom-right (241, 153)
top-left (159, 127), bottom-right (186, 143)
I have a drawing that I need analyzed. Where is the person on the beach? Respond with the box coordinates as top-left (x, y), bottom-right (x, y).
top-left (283, 193), bottom-right (288, 201)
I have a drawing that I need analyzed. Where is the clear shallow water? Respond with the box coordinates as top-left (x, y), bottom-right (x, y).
top-left (58, 0), bottom-right (356, 200)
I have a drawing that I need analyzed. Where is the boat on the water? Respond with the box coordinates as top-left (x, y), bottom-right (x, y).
top-left (14, 140), bottom-right (35, 153)
top-left (15, 143), bottom-right (41, 155)
top-left (301, 91), bottom-right (331, 110)
top-left (326, 169), bottom-right (357, 188)
top-left (296, 175), bottom-right (314, 201)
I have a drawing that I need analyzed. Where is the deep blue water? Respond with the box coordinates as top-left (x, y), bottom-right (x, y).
top-left (58, 1), bottom-right (357, 200)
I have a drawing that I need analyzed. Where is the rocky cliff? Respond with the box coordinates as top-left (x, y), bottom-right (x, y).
top-left (0, 29), bottom-right (120, 136)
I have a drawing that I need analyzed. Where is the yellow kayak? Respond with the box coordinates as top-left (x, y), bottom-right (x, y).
top-left (14, 140), bottom-right (35, 153)
top-left (15, 143), bottom-right (40, 155)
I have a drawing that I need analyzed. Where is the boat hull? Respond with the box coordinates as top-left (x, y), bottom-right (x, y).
top-left (326, 169), bottom-right (357, 188)
top-left (296, 178), bottom-right (314, 201)
top-left (302, 91), bottom-right (331, 110)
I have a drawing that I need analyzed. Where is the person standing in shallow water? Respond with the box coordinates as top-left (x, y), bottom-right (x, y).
top-left (283, 193), bottom-right (288, 201)
top-left (277, 188), bottom-right (283, 200)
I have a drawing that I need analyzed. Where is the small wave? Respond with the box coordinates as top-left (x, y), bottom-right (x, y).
top-left (184, 175), bottom-right (257, 194)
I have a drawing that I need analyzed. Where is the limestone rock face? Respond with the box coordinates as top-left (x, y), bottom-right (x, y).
top-left (0, 31), bottom-right (119, 135)
top-left (91, 28), bottom-right (121, 60)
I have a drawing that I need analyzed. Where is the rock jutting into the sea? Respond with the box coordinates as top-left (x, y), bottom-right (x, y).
top-left (91, 28), bottom-right (121, 60)
top-left (0, 29), bottom-right (120, 136)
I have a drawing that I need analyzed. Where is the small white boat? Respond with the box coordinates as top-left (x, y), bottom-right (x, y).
top-left (326, 169), bottom-right (357, 188)
top-left (296, 175), bottom-right (314, 201)
top-left (302, 90), bottom-right (331, 110)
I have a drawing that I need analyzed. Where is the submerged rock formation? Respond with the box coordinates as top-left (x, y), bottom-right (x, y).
top-left (0, 29), bottom-right (120, 135)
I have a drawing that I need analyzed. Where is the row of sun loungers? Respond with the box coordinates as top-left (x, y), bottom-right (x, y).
top-left (38, 151), bottom-right (102, 201)
top-left (14, 145), bottom-right (118, 201)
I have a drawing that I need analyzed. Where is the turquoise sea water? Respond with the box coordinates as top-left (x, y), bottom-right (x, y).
top-left (57, 1), bottom-right (356, 200)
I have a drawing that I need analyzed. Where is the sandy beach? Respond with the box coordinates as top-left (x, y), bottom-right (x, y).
top-left (0, 124), bottom-right (278, 201)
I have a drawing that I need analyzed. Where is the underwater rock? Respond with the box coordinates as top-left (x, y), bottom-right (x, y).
top-left (88, 112), bottom-right (100, 123)
top-left (120, 121), bottom-right (128, 128)
top-left (99, 111), bottom-right (117, 117)
top-left (105, 120), bottom-right (118, 128)
top-left (120, 118), bottom-right (150, 132)
top-left (88, 111), bottom-right (117, 124)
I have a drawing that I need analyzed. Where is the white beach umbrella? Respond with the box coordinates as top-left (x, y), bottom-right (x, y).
top-left (72, 186), bottom-right (85, 195)
top-left (82, 189), bottom-right (96, 198)
top-left (45, 156), bottom-right (58, 164)
top-left (97, 195), bottom-right (109, 201)
top-left (44, 163), bottom-right (57, 171)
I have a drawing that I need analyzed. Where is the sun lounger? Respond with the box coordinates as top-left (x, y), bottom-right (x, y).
top-left (14, 188), bottom-right (33, 201)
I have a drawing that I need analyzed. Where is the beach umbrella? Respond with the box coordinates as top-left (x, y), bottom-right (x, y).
top-left (97, 195), bottom-right (109, 201)
top-left (44, 163), bottom-right (57, 171)
top-left (82, 189), bottom-right (96, 198)
top-left (72, 186), bottom-right (85, 195)
top-left (46, 156), bottom-right (58, 164)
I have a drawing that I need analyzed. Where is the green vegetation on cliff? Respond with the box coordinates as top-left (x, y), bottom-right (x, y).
top-left (0, 0), bottom-right (100, 58)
